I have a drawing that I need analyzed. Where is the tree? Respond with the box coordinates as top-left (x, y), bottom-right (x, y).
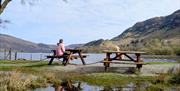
top-left (0, 0), bottom-right (68, 15)
top-left (0, 0), bottom-right (67, 27)
top-left (0, 0), bottom-right (12, 15)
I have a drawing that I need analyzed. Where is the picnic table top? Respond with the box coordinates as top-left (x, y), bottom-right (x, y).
top-left (51, 49), bottom-right (83, 53)
top-left (103, 50), bottom-right (146, 54)
top-left (65, 49), bottom-right (82, 51)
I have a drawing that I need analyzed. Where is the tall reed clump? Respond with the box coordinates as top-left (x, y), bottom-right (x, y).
top-left (0, 71), bottom-right (33, 91)
top-left (168, 67), bottom-right (180, 84)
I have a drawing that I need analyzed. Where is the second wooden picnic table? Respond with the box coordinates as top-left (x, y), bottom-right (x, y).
top-left (103, 50), bottom-right (145, 71)
top-left (47, 49), bottom-right (86, 66)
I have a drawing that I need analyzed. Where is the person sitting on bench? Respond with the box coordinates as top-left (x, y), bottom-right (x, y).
top-left (56, 39), bottom-right (65, 56)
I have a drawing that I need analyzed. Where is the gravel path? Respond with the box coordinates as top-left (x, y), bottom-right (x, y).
top-left (44, 63), bottom-right (180, 76)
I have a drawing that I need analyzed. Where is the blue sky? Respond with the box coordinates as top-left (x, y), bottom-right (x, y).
top-left (0, 0), bottom-right (180, 45)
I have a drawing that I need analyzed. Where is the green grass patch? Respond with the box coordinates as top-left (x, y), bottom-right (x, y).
top-left (144, 84), bottom-right (167, 91)
top-left (68, 73), bottom-right (154, 87)
top-left (144, 61), bottom-right (178, 65)
top-left (0, 60), bottom-right (179, 90)
top-left (0, 60), bottom-right (41, 64)
top-left (0, 60), bottom-right (60, 68)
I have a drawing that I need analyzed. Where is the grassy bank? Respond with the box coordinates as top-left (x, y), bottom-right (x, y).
top-left (68, 73), bottom-right (154, 86)
top-left (0, 60), bottom-right (179, 91)
top-left (68, 72), bottom-right (180, 91)
top-left (144, 61), bottom-right (178, 65)
top-left (0, 60), bottom-right (71, 91)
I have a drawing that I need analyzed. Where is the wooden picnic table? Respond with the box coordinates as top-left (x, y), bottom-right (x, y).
top-left (47, 49), bottom-right (86, 66)
top-left (103, 50), bottom-right (145, 71)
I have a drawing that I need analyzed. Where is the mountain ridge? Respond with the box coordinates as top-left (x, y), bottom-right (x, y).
top-left (81, 9), bottom-right (180, 54)
top-left (0, 33), bottom-right (55, 52)
top-left (0, 9), bottom-right (179, 54)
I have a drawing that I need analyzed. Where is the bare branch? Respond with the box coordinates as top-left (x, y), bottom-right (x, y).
top-left (0, 0), bottom-right (2, 8)
top-left (0, 0), bottom-right (11, 15)
top-left (0, 18), bottom-right (10, 28)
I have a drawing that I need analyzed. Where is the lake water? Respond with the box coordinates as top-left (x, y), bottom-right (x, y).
top-left (0, 52), bottom-right (179, 64)
top-left (31, 82), bottom-right (103, 91)
top-left (1, 52), bottom-right (179, 91)
top-left (31, 80), bottom-right (179, 91)
top-left (31, 81), bottom-right (141, 91)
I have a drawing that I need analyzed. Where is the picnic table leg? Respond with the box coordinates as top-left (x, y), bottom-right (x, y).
top-left (62, 57), bottom-right (67, 66)
top-left (63, 58), bottom-right (71, 66)
top-left (105, 53), bottom-right (111, 71)
top-left (78, 52), bottom-right (86, 65)
top-left (48, 58), bottom-right (54, 65)
top-left (137, 64), bottom-right (142, 70)
top-left (135, 53), bottom-right (142, 70)
top-left (116, 53), bottom-right (123, 60)
top-left (63, 53), bottom-right (72, 66)
top-left (104, 58), bottom-right (109, 71)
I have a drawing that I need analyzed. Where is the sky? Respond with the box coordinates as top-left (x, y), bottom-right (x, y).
top-left (0, 0), bottom-right (180, 45)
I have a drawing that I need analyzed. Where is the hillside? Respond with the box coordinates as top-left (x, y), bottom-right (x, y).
top-left (66, 44), bottom-right (84, 49)
top-left (81, 39), bottom-right (117, 53)
top-left (81, 10), bottom-right (180, 54)
top-left (112, 10), bottom-right (180, 42)
top-left (0, 34), bottom-right (55, 52)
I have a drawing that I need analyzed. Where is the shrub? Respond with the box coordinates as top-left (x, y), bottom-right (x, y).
top-left (174, 48), bottom-right (180, 55)
top-left (145, 85), bottom-right (164, 91)
top-left (0, 71), bottom-right (33, 91)
top-left (168, 67), bottom-right (180, 84)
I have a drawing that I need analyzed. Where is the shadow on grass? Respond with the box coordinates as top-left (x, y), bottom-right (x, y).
top-left (25, 62), bottom-right (63, 67)
top-left (73, 66), bottom-right (137, 74)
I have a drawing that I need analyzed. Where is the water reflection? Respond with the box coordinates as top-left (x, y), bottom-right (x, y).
top-left (0, 52), bottom-right (179, 63)
top-left (54, 80), bottom-right (81, 91)
top-left (99, 82), bottom-right (150, 91)
top-left (32, 79), bottom-right (179, 91)
top-left (100, 86), bottom-right (113, 91)
top-left (54, 80), bottom-right (150, 91)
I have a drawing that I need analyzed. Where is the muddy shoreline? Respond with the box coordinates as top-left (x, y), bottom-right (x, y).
top-left (44, 63), bottom-right (180, 76)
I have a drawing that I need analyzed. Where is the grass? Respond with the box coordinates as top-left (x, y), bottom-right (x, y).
top-left (0, 70), bottom-right (33, 91)
top-left (67, 73), bottom-right (179, 91)
top-left (0, 60), bottom-right (67, 90)
top-left (168, 67), bottom-right (180, 84)
top-left (144, 61), bottom-right (178, 65)
top-left (0, 60), bottom-right (179, 91)
top-left (68, 73), bottom-right (154, 87)
top-left (0, 60), bottom-right (40, 64)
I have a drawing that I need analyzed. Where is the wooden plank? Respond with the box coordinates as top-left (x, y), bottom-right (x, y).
top-left (124, 53), bottom-right (135, 61)
top-left (48, 58), bottom-right (54, 65)
top-left (110, 59), bottom-right (140, 61)
top-left (102, 61), bottom-right (144, 65)
top-left (64, 52), bottom-right (73, 66)
top-left (103, 50), bottom-right (145, 54)
top-left (78, 52), bottom-right (86, 65)
top-left (65, 49), bottom-right (82, 53)
top-left (46, 55), bottom-right (68, 58)
top-left (47, 55), bottom-right (87, 59)
top-left (71, 55), bottom-right (87, 58)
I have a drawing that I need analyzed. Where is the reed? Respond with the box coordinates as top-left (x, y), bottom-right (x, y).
top-left (168, 67), bottom-right (180, 84)
top-left (0, 70), bottom-right (33, 91)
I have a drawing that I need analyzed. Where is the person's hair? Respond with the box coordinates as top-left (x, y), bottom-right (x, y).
top-left (59, 39), bottom-right (63, 43)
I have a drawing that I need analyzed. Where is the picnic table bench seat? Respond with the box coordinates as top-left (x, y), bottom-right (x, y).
top-left (102, 50), bottom-right (145, 71)
top-left (102, 60), bottom-right (144, 65)
top-left (47, 49), bottom-right (87, 66)
top-left (47, 55), bottom-right (87, 59)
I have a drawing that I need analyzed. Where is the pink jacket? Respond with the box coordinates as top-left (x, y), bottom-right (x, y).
top-left (56, 43), bottom-right (65, 56)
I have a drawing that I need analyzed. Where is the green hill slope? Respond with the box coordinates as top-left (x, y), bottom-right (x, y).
top-left (81, 10), bottom-right (180, 55)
